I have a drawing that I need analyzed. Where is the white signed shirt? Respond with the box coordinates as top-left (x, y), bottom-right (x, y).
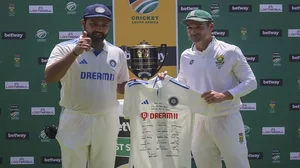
top-left (123, 76), bottom-right (208, 168)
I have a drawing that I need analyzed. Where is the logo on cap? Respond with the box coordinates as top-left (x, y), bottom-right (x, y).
top-left (95, 6), bottom-right (105, 13)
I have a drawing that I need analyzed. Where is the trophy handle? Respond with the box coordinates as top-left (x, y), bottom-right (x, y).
top-left (157, 44), bottom-right (167, 73)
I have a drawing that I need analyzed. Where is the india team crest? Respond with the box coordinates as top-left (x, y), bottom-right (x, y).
top-left (129, 0), bottom-right (159, 14)
top-left (168, 97), bottom-right (178, 106)
top-left (109, 59), bottom-right (117, 67)
top-left (215, 55), bottom-right (225, 69)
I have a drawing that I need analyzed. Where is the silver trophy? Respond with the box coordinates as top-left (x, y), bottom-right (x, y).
top-left (121, 40), bottom-right (167, 80)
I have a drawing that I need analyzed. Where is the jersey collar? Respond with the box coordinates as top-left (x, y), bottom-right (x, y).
top-left (92, 40), bottom-right (109, 56)
top-left (150, 75), bottom-right (172, 89)
top-left (191, 36), bottom-right (216, 54)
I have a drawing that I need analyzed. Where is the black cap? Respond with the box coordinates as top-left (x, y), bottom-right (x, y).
top-left (83, 4), bottom-right (112, 20)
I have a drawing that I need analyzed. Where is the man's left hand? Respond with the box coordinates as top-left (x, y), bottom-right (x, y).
top-left (201, 90), bottom-right (233, 104)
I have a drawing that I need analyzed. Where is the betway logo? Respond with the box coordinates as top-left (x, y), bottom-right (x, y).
top-left (212, 30), bottom-right (229, 37)
top-left (260, 79), bottom-right (283, 86)
top-left (6, 132), bottom-right (29, 139)
top-left (248, 152), bottom-right (263, 159)
top-left (178, 5), bottom-right (201, 13)
top-left (59, 31), bottom-right (81, 39)
top-left (260, 4), bottom-right (282, 12)
top-left (289, 5), bottom-right (300, 12)
top-left (229, 5), bottom-right (252, 12)
top-left (119, 121), bottom-right (130, 132)
top-left (290, 103), bottom-right (300, 110)
top-left (245, 55), bottom-right (259, 62)
top-left (41, 157), bottom-right (61, 164)
top-left (38, 57), bottom-right (48, 65)
top-left (118, 117), bottom-right (130, 137)
top-left (289, 54), bottom-right (300, 62)
top-left (260, 29), bottom-right (282, 37)
top-left (2, 32), bottom-right (26, 39)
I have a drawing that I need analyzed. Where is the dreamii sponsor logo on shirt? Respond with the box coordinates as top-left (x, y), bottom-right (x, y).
top-left (80, 72), bottom-right (115, 81)
top-left (262, 127), bottom-right (285, 135)
top-left (59, 31), bottom-right (81, 39)
top-left (10, 157), bottom-right (34, 165)
top-left (178, 5), bottom-right (201, 13)
top-left (260, 4), bottom-right (282, 12)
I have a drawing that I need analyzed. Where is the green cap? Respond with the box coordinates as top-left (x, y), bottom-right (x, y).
top-left (182, 9), bottom-right (213, 24)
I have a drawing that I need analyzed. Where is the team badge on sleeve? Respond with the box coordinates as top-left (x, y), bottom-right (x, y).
top-left (215, 55), bottom-right (225, 69)
top-left (168, 97), bottom-right (179, 106)
top-left (109, 59), bottom-right (117, 67)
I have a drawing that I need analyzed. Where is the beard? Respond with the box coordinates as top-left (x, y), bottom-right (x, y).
top-left (87, 31), bottom-right (108, 43)
top-left (189, 33), bottom-right (207, 43)
top-left (84, 25), bottom-right (108, 43)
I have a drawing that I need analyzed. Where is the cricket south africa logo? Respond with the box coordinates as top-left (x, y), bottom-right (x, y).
top-left (129, 0), bottom-right (159, 14)
top-left (65, 2), bottom-right (77, 14)
top-left (66, 2), bottom-right (77, 11)
top-left (215, 55), bottom-right (225, 69)
top-left (36, 29), bottom-right (48, 42)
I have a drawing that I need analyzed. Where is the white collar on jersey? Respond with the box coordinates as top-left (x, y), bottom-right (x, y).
top-left (191, 36), bottom-right (216, 52)
top-left (150, 75), bottom-right (172, 89)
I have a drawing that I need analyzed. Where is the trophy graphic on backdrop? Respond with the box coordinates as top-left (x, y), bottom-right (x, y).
top-left (121, 40), bottom-right (167, 80)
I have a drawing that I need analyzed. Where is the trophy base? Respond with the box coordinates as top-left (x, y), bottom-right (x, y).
top-left (141, 77), bottom-right (150, 81)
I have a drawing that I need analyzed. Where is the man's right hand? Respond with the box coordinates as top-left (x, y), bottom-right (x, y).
top-left (73, 31), bottom-right (92, 56)
top-left (157, 71), bottom-right (168, 80)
